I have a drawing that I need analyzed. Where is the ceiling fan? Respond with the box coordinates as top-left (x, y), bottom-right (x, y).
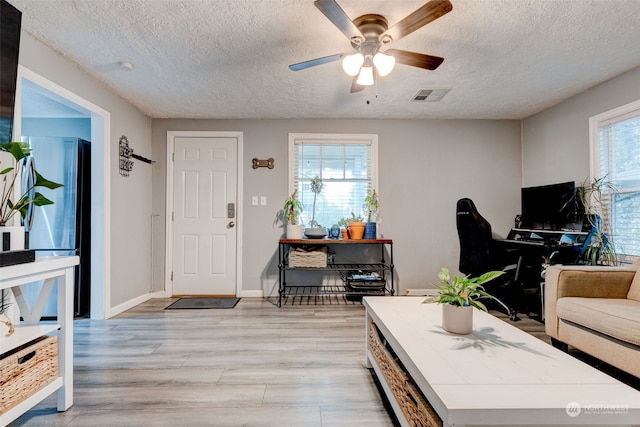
top-left (289, 0), bottom-right (453, 92)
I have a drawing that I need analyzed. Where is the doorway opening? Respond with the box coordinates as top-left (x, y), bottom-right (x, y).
top-left (15, 66), bottom-right (111, 319)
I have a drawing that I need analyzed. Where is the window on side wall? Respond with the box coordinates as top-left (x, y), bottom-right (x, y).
top-left (288, 133), bottom-right (378, 228)
top-left (590, 99), bottom-right (640, 258)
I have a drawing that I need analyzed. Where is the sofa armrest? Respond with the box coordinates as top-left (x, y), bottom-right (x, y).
top-left (544, 265), bottom-right (636, 339)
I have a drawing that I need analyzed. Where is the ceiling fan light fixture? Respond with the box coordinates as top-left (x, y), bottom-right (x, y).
top-left (356, 65), bottom-right (375, 86)
top-left (373, 52), bottom-right (395, 77)
top-left (342, 53), bottom-right (364, 76)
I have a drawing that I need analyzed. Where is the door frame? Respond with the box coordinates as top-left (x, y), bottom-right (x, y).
top-left (165, 131), bottom-right (243, 297)
top-left (15, 66), bottom-right (111, 320)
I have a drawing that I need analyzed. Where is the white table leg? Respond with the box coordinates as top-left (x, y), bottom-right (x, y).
top-left (57, 266), bottom-right (74, 411)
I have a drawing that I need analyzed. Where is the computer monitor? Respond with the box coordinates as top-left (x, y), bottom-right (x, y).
top-left (521, 181), bottom-right (581, 230)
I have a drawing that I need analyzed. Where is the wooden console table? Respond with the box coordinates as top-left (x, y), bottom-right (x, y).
top-left (0, 256), bottom-right (79, 425)
top-left (364, 296), bottom-right (640, 427)
top-left (278, 238), bottom-right (393, 307)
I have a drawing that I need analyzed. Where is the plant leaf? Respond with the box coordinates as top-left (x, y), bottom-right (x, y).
top-left (35, 171), bottom-right (64, 189)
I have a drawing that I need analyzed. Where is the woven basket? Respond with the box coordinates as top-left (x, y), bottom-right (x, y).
top-left (0, 335), bottom-right (58, 414)
top-left (288, 247), bottom-right (327, 268)
top-left (369, 322), bottom-right (442, 427)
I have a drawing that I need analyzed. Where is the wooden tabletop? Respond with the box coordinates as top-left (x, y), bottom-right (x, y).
top-left (279, 238), bottom-right (392, 244)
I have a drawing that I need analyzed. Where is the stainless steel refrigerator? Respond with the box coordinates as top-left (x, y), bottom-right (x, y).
top-left (21, 136), bottom-right (91, 317)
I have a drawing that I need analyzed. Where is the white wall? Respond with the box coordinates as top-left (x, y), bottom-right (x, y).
top-left (522, 66), bottom-right (640, 186)
top-left (18, 32), bottom-right (154, 313)
top-left (152, 119), bottom-right (521, 295)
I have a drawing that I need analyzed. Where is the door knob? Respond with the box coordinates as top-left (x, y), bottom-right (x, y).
top-left (228, 221), bottom-right (235, 228)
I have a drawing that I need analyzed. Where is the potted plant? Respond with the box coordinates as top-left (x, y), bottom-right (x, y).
top-left (577, 176), bottom-right (618, 265)
top-left (283, 189), bottom-right (303, 239)
top-left (424, 267), bottom-right (504, 334)
top-left (363, 189), bottom-right (379, 239)
top-left (344, 212), bottom-right (365, 240)
top-left (1, 142), bottom-right (63, 251)
top-left (304, 176), bottom-right (326, 238)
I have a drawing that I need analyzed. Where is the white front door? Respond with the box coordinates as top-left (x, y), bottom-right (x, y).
top-left (171, 135), bottom-right (238, 296)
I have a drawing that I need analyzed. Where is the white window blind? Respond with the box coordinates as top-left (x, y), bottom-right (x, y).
top-left (288, 134), bottom-right (378, 228)
top-left (596, 108), bottom-right (640, 257)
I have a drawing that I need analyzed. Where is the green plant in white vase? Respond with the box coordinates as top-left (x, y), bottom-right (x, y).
top-left (424, 268), bottom-right (504, 311)
top-left (283, 190), bottom-right (304, 239)
top-left (424, 268), bottom-right (504, 334)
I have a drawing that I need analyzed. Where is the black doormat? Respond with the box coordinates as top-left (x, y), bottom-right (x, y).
top-left (165, 297), bottom-right (240, 309)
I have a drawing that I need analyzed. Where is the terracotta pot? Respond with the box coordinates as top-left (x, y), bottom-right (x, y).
top-left (442, 304), bottom-right (473, 334)
top-left (341, 228), bottom-right (349, 239)
top-left (348, 221), bottom-right (365, 240)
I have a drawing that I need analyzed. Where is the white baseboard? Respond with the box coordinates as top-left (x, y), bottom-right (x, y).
top-left (106, 290), bottom-right (165, 319)
top-left (239, 289), bottom-right (263, 298)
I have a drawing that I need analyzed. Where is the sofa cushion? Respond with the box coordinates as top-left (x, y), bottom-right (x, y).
top-left (556, 297), bottom-right (640, 346)
top-left (628, 264), bottom-right (640, 302)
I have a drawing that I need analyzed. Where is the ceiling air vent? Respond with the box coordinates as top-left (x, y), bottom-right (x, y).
top-left (412, 88), bottom-right (450, 102)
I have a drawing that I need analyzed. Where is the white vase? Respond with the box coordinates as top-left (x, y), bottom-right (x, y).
top-left (286, 224), bottom-right (303, 239)
top-left (0, 225), bottom-right (26, 252)
top-left (0, 313), bottom-right (15, 337)
top-left (442, 304), bottom-right (473, 334)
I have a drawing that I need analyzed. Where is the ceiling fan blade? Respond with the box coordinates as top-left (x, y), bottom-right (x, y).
top-left (314, 0), bottom-right (363, 41)
top-left (381, 0), bottom-right (452, 42)
top-left (289, 53), bottom-right (343, 71)
top-left (350, 76), bottom-right (365, 93)
top-left (385, 49), bottom-right (444, 70)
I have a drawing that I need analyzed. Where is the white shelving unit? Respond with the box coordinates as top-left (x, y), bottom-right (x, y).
top-left (0, 256), bottom-right (79, 426)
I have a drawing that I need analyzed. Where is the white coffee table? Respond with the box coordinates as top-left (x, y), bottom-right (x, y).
top-left (363, 296), bottom-right (640, 427)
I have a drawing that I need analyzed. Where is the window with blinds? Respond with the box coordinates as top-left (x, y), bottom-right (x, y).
top-left (288, 133), bottom-right (378, 228)
top-left (593, 103), bottom-right (640, 257)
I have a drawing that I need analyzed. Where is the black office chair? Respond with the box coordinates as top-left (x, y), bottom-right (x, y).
top-left (456, 198), bottom-right (520, 320)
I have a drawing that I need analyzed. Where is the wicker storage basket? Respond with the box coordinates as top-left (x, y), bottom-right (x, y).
top-left (288, 247), bottom-right (327, 268)
top-left (0, 335), bottom-right (59, 414)
top-left (369, 322), bottom-right (442, 427)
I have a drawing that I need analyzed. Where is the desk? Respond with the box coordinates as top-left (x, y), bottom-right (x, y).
top-left (364, 296), bottom-right (640, 427)
top-left (0, 256), bottom-right (79, 426)
top-left (499, 227), bottom-right (590, 263)
top-left (278, 239), bottom-right (393, 307)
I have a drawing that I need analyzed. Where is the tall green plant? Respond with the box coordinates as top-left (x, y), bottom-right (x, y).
top-left (363, 189), bottom-right (379, 223)
top-left (309, 176), bottom-right (323, 227)
top-left (0, 142), bottom-right (64, 226)
top-left (283, 189), bottom-right (303, 226)
top-left (577, 176), bottom-right (618, 265)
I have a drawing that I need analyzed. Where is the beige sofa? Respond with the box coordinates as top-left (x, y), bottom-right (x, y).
top-left (545, 264), bottom-right (640, 379)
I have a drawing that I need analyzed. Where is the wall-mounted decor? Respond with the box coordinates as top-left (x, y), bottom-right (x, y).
top-left (119, 135), bottom-right (155, 177)
top-left (252, 157), bottom-right (274, 169)
top-left (119, 135), bottom-right (134, 177)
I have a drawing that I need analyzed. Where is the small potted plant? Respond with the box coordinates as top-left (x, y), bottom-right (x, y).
top-left (283, 189), bottom-right (303, 239)
top-left (424, 267), bottom-right (504, 334)
top-left (363, 189), bottom-right (379, 239)
top-left (345, 212), bottom-right (365, 240)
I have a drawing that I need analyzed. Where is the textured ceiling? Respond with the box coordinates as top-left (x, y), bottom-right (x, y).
top-left (10, 0), bottom-right (640, 120)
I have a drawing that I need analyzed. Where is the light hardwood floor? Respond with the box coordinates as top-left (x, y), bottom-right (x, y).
top-left (11, 297), bottom-right (398, 427)
top-left (9, 297), bottom-right (637, 426)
